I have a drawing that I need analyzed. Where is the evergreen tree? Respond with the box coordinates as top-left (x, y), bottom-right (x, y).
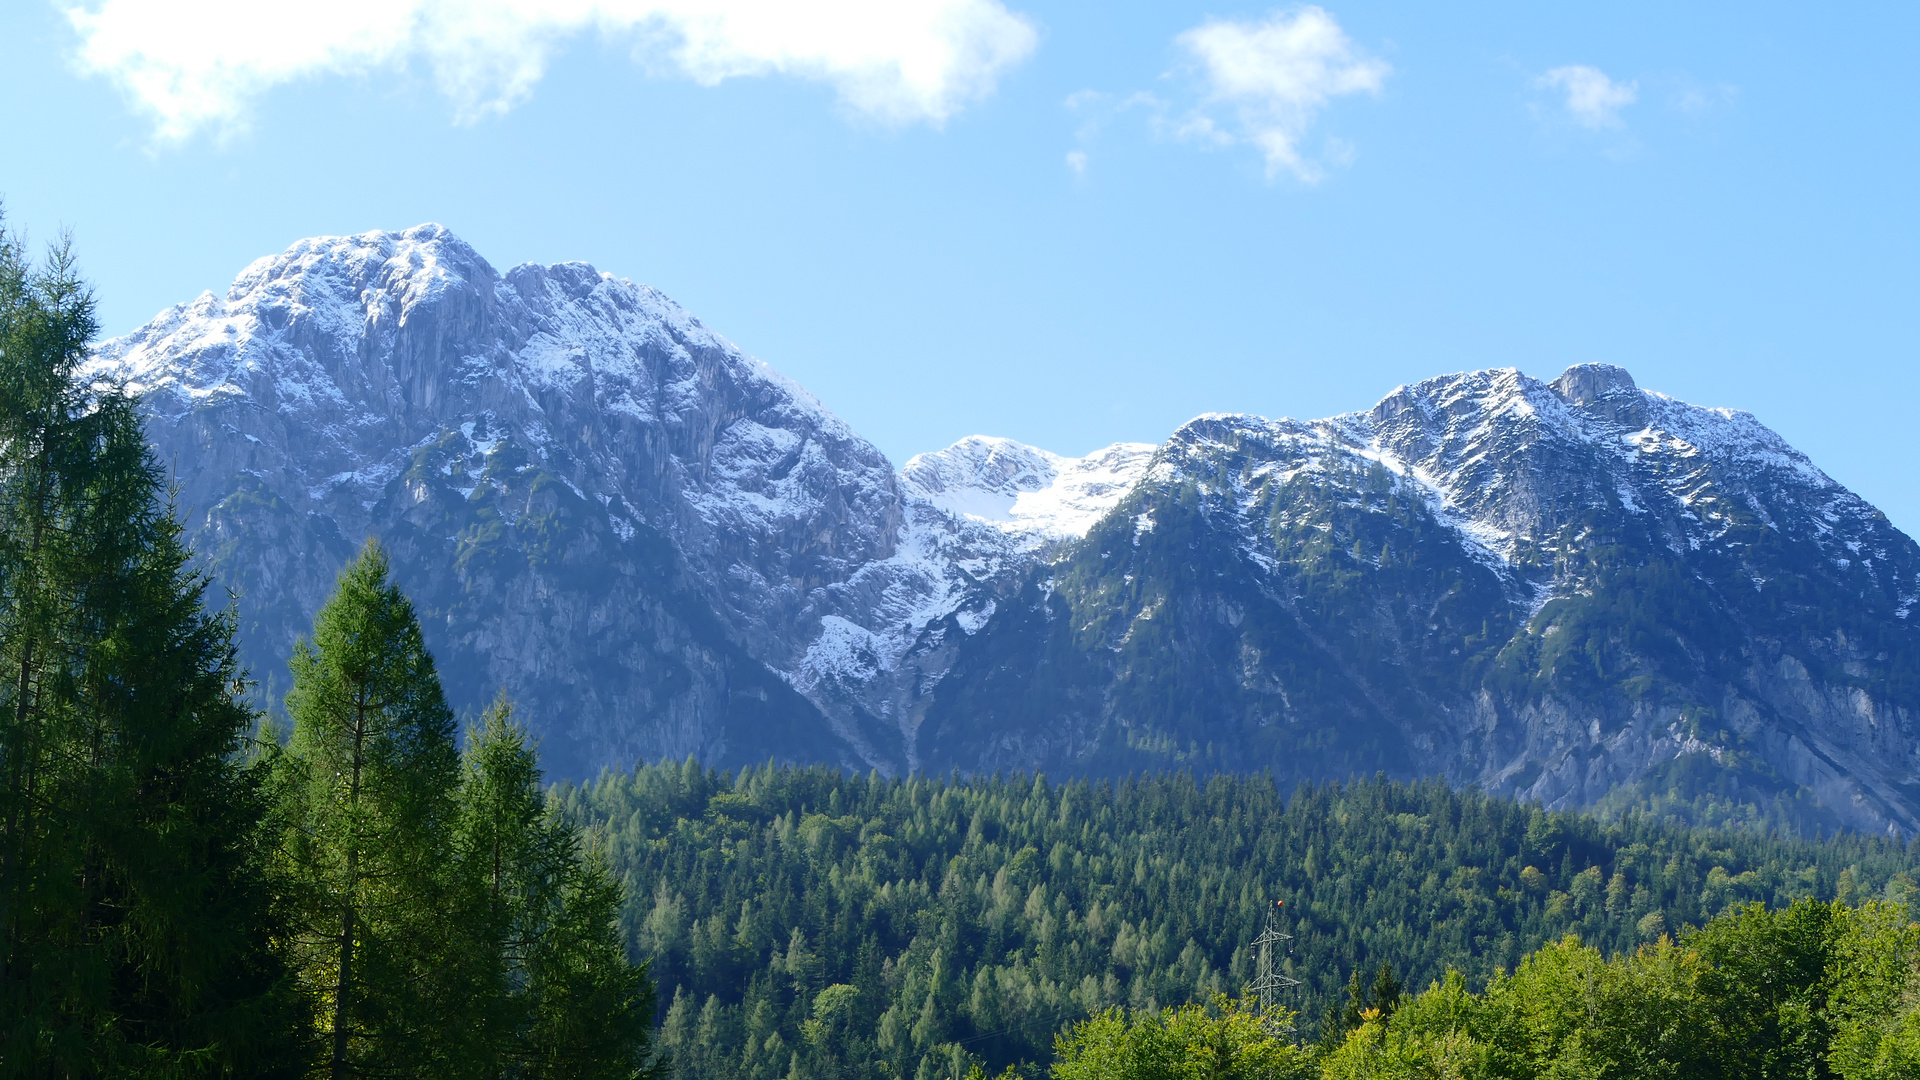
top-left (280, 552), bottom-right (660, 1079)
top-left (457, 697), bottom-right (662, 1079)
top-left (278, 541), bottom-right (480, 1079)
top-left (520, 842), bottom-right (661, 1080)
top-left (1365, 967), bottom-right (1400, 1025)
top-left (0, 216), bottom-right (305, 1075)
top-left (1321, 971), bottom-right (1371, 1050)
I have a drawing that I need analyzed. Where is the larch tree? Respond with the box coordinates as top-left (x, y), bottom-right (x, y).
top-left (278, 541), bottom-right (485, 1079)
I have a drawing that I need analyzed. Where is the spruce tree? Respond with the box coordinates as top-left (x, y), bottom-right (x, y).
top-left (0, 217), bottom-right (306, 1075)
top-left (279, 541), bottom-right (479, 1079)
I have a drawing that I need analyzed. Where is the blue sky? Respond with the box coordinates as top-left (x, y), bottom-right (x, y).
top-left (3, 1), bottom-right (1916, 531)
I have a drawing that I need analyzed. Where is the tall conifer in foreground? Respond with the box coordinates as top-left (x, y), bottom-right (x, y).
top-left (280, 549), bottom-right (660, 1079)
top-left (0, 216), bottom-right (306, 1075)
top-left (278, 542), bottom-right (483, 1080)
top-left (458, 699), bottom-right (661, 1079)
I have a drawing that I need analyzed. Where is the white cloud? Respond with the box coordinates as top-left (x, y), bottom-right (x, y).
top-left (66, 0), bottom-right (1040, 140)
top-left (1064, 149), bottom-right (1087, 174)
top-left (1671, 79), bottom-right (1737, 118)
top-left (1175, 6), bottom-right (1388, 182)
top-left (1537, 65), bottom-right (1637, 129)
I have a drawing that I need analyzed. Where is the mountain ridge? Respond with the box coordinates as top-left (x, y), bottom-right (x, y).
top-left (924, 364), bottom-right (1920, 833)
top-left (86, 224), bottom-right (1920, 835)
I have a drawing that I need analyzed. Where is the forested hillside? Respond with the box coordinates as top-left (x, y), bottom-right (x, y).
top-left (562, 762), bottom-right (1920, 1080)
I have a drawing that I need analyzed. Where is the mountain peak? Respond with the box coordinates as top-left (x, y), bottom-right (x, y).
top-left (901, 436), bottom-right (1064, 498)
top-left (226, 222), bottom-right (495, 305)
top-left (1551, 362), bottom-right (1638, 405)
top-left (1548, 363), bottom-right (1650, 429)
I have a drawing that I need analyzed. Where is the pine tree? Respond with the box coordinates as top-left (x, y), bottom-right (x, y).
top-left (278, 541), bottom-right (478, 1079)
top-left (0, 216), bottom-right (306, 1075)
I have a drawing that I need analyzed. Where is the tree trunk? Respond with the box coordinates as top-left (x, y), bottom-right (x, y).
top-left (330, 691), bottom-right (370, 1080)
top-left (0, 478), bottom-right (48, 982)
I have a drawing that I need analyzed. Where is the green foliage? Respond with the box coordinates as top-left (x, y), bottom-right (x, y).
top-left (1052, 997), bottom-right (1312, 1080)
top-left (1060, 899), bottom-right (1920, 1079)
top-left (1321, 966), bottom-right (1403, 1049)
top-left (1322, 898), bottom-right (1920, 1080)
top-left (571, 763), bottom-right (1920, 1080)
top-left (276, 545), bottom-right (659, 1078)
top-left (459, 699), bottom-right (660, 1079)
top-left (277, 540), bottom-right (483, 1078)
top-left (0, 215), bottom-right (306, 1076)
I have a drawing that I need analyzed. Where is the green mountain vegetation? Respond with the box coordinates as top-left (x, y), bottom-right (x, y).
top-left (1050, 894), bottom-right (1920, 1079)
top-left (0, 220), bottom-right (656, 1078)
top-left (570, 761), bottom-right (1920, 1080)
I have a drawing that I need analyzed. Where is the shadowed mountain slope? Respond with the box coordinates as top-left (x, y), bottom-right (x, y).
top-left (91, 228), bottom-right (1920, 832)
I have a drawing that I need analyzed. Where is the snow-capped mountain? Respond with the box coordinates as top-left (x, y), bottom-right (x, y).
top-left (924, 364), bottom-right (1920, 834)
top-left (86, 225), bottom-right (1138, 776)
top-left (91, 226), bottom-right (1920, 834)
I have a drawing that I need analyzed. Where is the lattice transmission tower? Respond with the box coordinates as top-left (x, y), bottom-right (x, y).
top-left (1246, 899), bottom-right (1299, 1024)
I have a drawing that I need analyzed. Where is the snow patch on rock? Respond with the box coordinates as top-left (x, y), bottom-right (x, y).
top-left (899, 436), bottom-right (1156, 549)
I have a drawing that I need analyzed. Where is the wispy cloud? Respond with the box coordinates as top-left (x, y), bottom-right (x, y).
top-left (1174, 6), bottom-right (1388, 181)
top-left (1670, 79), bottom-right (1738, 119)
top-left (1536, 65), bottom-right (1637, 129)
top-left (1060, 89), bottom-right (1162, 175)
top-left (66, 0), bottom-right (1040, 141)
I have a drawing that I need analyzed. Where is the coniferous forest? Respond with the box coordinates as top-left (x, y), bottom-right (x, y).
top-left (14, 221), bottom-right (1920, 1080)
top-left (572, 760), bottom-right (1920, 1080)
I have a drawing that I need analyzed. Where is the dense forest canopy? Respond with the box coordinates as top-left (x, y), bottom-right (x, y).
top-left (565, 762), bottom-right (1920, 1080)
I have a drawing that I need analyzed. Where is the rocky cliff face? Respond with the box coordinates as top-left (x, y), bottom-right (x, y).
top-left (91, 227), bottom-right (1920, 833)
top-left (924, 366), bottom-right (1920, 834)
top-left (92, 226), bottom-right (904, 775)
top-left (88, 226), bottom-right (1148, 777)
